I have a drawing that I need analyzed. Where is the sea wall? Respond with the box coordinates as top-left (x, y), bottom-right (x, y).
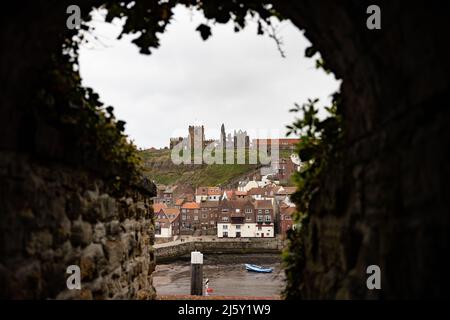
top-left (154, 237), bottom-right (284, 262)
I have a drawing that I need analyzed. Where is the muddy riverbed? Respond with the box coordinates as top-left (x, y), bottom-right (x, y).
top-left (153, 253), bottom-right (285, 297)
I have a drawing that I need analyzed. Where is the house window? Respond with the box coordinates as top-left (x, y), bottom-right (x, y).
top-left (246, 217), bottom-right (252, 222)
top-left (257, 215), bottom-right (263, 222)
top-left (245, 209), bottom-right (252, 213)
top-left (222, 217), bottom-right (229, 222)
top-left (236, 225), bottom-right (241, 230)
top-left (258, 226), bottom-right (262, 231)
top-left (223, 225), bottom-right (228, 230)
top-left (194, 216), bottom-right (199, 221)
top-left (210, 221), bottom-right (215, 225)
top-left (182, 215), bottom-right (186, 221)
top-left (202, 214), bottom-right (207, 219)
top-left (258, 209), bottom-right (262, 214)
top-left (265, 209), bottom-right (270, 214)
top-left (265, 215), bottom-right (271, 222)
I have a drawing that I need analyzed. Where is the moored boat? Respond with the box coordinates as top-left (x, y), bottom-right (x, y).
top-left (244, 263), bottom-right (273, 273)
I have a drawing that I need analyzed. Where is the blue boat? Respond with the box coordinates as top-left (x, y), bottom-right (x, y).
top-left (245, 264), bottom-right (273, 273)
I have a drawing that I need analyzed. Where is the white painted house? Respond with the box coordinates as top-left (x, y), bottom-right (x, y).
top-left (195, 187), bottom-right (222, 203)
top-left (155, 221), bottom-right (172, 238)
top-left (217, 223), bottom-right (273, 238)
top-left (217, 199), bottom-right (275, 238)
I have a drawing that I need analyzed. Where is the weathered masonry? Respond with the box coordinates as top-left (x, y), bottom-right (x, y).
top-left (0, 152), bottom-right (157, 299)
top-left (154, 238), bottom-right (284, 262)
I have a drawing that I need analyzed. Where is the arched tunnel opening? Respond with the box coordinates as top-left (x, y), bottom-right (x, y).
top-left (1, 0), bottom-right (449, 300)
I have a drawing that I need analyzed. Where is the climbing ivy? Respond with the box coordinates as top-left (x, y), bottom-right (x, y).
top-left (283, 91), bottom-right (343, 298)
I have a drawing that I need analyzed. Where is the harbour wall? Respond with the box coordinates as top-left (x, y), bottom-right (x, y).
top-left (154, 237), bottom-right (285, 262)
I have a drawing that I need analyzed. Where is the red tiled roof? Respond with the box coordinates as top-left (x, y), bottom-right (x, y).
top-left (200, 201), bottom-right (219, 208)
top-left (224, 190), bottom-right (234, 199)
top-left (162, 208), bottom-right (180, 222)
top-left (196, 187), bottom-right (208, 196)
top-left (254, 200), bottom-right (273, 210)
top-left (252, 138), bottom-right (300, 145)
top-left (196, 187), bottom-right (222, 196)
top-left (181, 202), bottom-right (200, 209)
top-left (153, 203), bottom-right (167, 213)
top-left (247, 187), bottom-right (265, 195)
top-left (207, 187), bottom-right (222, 195)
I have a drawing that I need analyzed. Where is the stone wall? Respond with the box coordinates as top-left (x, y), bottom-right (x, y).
top-left (0, 152), bottom-right (156, 299)
top-left (273, 0), bottom-right (450, 298)
top-left (155, 237), bottom-right (283, 262)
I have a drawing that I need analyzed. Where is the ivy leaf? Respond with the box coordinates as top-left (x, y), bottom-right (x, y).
top-left (196, 24), bottom-right (212, 41)
top-left (257, 21), bottom-right (264, 35)
top-left (305, 45), bottom-right (317, 58)
top-left (116, 120), bottom-right (126, 132)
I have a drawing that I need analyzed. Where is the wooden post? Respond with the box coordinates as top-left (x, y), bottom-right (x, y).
top-left (190, 251), bottom-right (203, 296)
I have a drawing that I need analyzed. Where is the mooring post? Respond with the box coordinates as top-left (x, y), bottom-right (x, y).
top-left (190, 251), bottom-right (203, 296)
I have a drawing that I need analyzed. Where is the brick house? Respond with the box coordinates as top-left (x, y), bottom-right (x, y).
top-left (180, 202), bottom-right (200, 234)
top-left (279, 205), bottom-right (296, 238)
top-left (162, 207), bottom-right (181, 236)
top-left (154, 186), bottom-right (176, 206)
top-left (195, 187), bottom-right (222, 203)
top-left (199, 201), bottom-right (219, 235)
top-left (254, 200), bottom-right (275, 238)
top-left (154, 207), bottom-right (180, 237)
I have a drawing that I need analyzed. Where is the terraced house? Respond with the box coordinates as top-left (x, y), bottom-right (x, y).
top-left (195, 186), bottom-right (222, 202)
top-left (199, 201), bottom-right (219, 235)
top-left (180, 202), bottom-right (200, 234)
top-left (154, 207), bottom-right (180, 238)
top-left (217, 199), bottom-right (274, 238)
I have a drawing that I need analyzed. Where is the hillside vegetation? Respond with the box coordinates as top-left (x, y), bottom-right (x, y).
top-left (140, 148), bottom-right (263, 187)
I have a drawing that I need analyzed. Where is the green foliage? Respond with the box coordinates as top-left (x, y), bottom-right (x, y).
top-left (283, 93), bottom-right (343, 298)
top-left (304, 45), bottom-right (332, 74)
top-left (34, 49), bottom-right (143, 196)
top-left (96, 0), bottom-right (284, 55)
top-left (140, 149), bottom-right (259, 187)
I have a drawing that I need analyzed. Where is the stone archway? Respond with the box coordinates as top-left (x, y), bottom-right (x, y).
top-left (1, 0), bottom-right (449, 299)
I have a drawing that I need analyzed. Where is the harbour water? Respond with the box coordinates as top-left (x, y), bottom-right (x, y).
top-left (153, 253), bottom-right (285, 297)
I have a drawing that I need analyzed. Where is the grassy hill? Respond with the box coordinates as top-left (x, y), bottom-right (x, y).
top-left (139, 148), bottom-right (296, 187)
top-left (139, 149), bottom-right (257, 187)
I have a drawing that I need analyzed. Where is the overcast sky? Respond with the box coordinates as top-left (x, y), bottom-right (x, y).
top-left (79, 6), bottom-right (340, 149)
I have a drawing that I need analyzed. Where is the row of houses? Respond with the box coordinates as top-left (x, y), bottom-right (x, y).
top-left (153, 184), bottom-right (297, 239)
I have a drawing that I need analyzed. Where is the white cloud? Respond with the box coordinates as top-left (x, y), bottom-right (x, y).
top-left (79, 6), bottom-right (340, 148)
